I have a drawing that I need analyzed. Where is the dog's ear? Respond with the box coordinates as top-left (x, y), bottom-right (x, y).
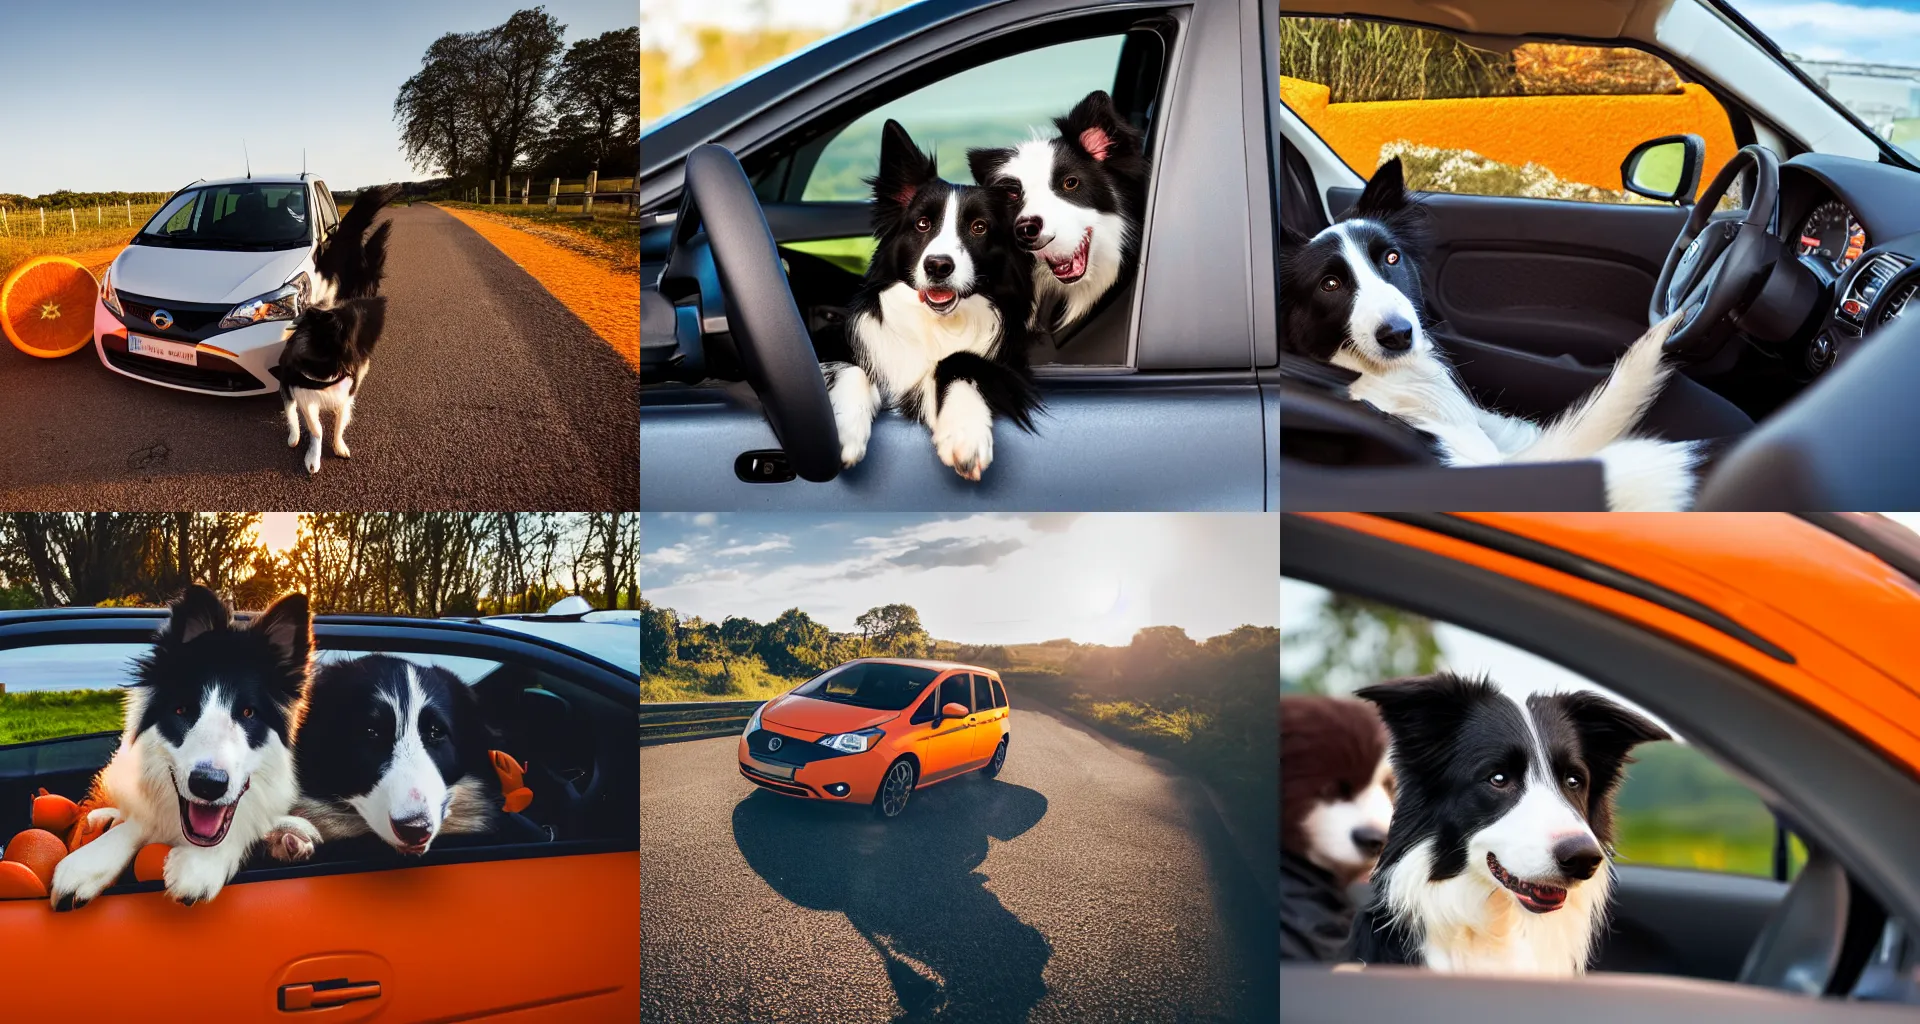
top-left (1055, 90), bottom-right (1143, 163)
top-left (967, 146), bottom-right (1015, 188)
top-left (1551, 689), bottom-right (1668, 792)
top-left (871, 119), bottom-right (938, 210)
top-left (1281, 221), bottom-right (1312, 248)
top-left (162, 584), bottom-right (232, 645)
top-left (1355, 673), bottom-right (1493, 762)
top-left (1353, 157), bottom-right (1410, 218)
top-left (251, 593), bottom-right (313, 682)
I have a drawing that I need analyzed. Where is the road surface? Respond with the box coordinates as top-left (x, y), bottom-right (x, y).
top-left (640, 703), bottom-right (1276, 1023)
top-left (0, 204), bottom-right (636, 508)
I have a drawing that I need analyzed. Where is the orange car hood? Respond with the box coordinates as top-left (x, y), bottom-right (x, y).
top-left (761, 694), bottom-right (899, 737)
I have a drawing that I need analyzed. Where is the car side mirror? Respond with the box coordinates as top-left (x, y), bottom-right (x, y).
top-left (1621, 134), bottom-right (1705, 204)
top-left (941, 702), bottom-right (969, 720)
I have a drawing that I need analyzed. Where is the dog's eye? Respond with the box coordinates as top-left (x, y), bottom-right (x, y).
top-left (1564, 774), bottom-right (1583, 790)
top-left (424, 722), bottom-right (445, 742)
top-left (241, 707), bottom-right (254, 719)
top-left (915, 217), bottom-right (932, 233)
top-left (174, 706), bottom-right (186, 716)
top-left (1488, 772), bottom-right (1512, 789)
top-left (1337, 781), bottom-right (1354, 800)
top-left (1004, 186), bottom-right (1022, 200)
top-left (1061, 175), bottom-right (1079, 191)
top-left (970, 219), bottom-right (988, 236)
top-left (1320, 275), bottom-right (1342, 292)
top-left (1384, 249), bottom-right (1401, 265)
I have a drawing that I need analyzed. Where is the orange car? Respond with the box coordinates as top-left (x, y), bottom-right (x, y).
top-left (738, 658), bottom-right (1010, 818)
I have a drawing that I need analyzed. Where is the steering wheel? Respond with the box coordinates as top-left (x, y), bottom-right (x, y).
top-left (1651, 144), bottom-right (1782, 362)
top-left (675, 144), bottom-right (842, 482)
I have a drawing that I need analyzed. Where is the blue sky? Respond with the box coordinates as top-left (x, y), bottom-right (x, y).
top-left (0, 0), bottom-right (634, 196)
top-left (642, 513), bottom-right (1278, 646)
top-left (1728, 0), bottom-right (1920, 65)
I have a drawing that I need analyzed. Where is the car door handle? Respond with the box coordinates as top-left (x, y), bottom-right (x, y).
top-left (279, 979), bottom-right (382, 1011)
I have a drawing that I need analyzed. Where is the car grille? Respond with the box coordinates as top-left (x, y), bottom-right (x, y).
top-left (745, 729), bottom-right (844, 766)
top-left (739, 765), bottom-right (813, 798)
top-left (116, 292), bottom-right (234, 342)
top-left (103, 346), bottom-right (265, 393)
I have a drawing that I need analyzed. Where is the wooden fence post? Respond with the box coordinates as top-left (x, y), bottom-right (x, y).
top-left (488, 179), bottom-right (495, 205)
top-left (584, 170), bottom-right (598, 214)
top-left (96, 205), bottom-right (102, 225)
top-left (70, 208), bottom-right (78, 234)
top-left (549, 178), bottom-right (560, 211)
top-left (126, 199), bottom-right (132, 225)
top-left (39, 208), bottom-right (46, 235)
top-left (1, 207), bottom-right (9, 236)
top-left (522, 176), bottom-right (530, 205)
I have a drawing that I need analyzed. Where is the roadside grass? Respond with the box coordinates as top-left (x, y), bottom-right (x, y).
top-left (0, 204), bottom-right (160, 280)
top-left (434, 201), bottom-right (637, 269)
top-left (0, 690), bottom-right (123, 745)
top-left (641, 657), bottom-right (797, 704)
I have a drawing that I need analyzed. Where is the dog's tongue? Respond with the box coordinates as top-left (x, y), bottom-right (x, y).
top-left (923, 286), bottom-right (956, 305)
top-left (187, 802), bottom-right (225, 838)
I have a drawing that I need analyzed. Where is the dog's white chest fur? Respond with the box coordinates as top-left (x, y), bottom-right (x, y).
top-left (853, 283), bottom-right (1002, 406)
top-left (1382, 838), bottom-right (1609, 977)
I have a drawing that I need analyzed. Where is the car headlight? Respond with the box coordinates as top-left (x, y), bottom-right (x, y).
top-left (743, 703), bottom-right (763, 738)
top-left (820, 727), bottom-right (885, 754)
top-left (218, 272), bottom-right (308, 330)
top-left (100, 266), bottom-right (123, 317)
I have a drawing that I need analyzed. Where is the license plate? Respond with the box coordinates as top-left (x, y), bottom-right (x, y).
top-left (748, 758), bottom-right (794, 780)
top-left (128, 334), bottom-right (197, 366)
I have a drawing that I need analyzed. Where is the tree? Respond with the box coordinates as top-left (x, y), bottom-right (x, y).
top-left (758, 608), bottom-right (832, 676)
top-left (641, 600), bottom-right (678, 672)
top-left (540, 27), bottom-right (639, 176)
top-left (1281, 593), bottom-right (1439, 696)
top-left (474, 7), bottom-right (566, 184)
top-left (854, 604), bottom-right (931, 658)
top-left (393, 8), bottom-right (565, 186)
top-left (395, 32), bottom-right (483, 180)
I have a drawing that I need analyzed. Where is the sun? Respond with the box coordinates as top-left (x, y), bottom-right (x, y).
top-left (257, 512), bottom-right (305, 556)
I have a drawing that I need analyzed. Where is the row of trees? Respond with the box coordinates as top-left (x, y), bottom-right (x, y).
top-left (641, 601), bottom-right (933, 679)
top-left (395, 8), bottom-right (638, 188)
top-left (0, 513), bottom-right (637, 616)
top-left (0, 190), bottom-right (172, 212)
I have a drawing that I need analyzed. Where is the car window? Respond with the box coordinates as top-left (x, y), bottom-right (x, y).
top-left (991, 676), bottom-right (1007, 709)
top-left (136, 182), bottom-right (312, 251)
top-left (313, 182), bottom-right (339, 237)
top-left (1282, 578), bottom-right (1804, 881)
top-left (1276, 17), bottom-right (1738, 205)
top-left (797, 36), bottom-right (1127, 204)
top-left (939, 673), bottom-right (974, 714)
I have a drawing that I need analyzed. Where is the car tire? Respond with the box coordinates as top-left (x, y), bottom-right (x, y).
top-left (874, 758), bottom-right (916, 819)
top-left (983, 738), bottom-right (1008, 779)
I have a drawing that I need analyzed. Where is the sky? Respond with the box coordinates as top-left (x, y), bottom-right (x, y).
top-left (640, 513), bottom-right (1277, 647)
top-left (0, 0), bottom-right (635, 196)
top-left (1725, 0), bottom-right (1920, 66)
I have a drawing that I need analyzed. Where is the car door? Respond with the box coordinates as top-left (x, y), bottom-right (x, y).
top-left (639, 0), bottom-right (1276, 511)
top-left (0, 612), bottom-right (638, 1020)
top-left (915, 672), bottom-right (979, 783)
top-left (970, 674), bottom-right (1006, 763)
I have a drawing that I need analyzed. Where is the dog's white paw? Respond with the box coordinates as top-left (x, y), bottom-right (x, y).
top-left (840, 430), bottom-right (870, 468)
top-left (264, 817), bottom-right (320, 863)
top-left (303, 447), bottom-right (322, 476)
top-left (933, 386), bottom-right (994, 482)
top-left (331, 438), bottom-right (351, 459)
top-left (49, 844), bottom-right (123, 911)
top-left (163, 849), bottom-right (230, 906)
top-left (286, 428), bottom-right (301, 448)
top-left (85, 807), bottom-right (124, 830)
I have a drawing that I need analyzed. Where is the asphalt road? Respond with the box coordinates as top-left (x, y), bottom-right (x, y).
top-left (640, 704), bottom-right (1276, 1023)
top-left (0, 204), bottom-right (636, 509)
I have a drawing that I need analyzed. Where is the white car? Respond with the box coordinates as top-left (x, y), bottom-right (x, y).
top-left (93, 173), bottom-right (342, 396)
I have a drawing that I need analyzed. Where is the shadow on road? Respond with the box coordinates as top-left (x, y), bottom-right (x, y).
top-left (732, 778), bottom-right (1051, 1023)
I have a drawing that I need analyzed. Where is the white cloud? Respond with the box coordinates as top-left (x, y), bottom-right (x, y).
top-left (1737, 1), bottom-right (1920, 65)
top-left (691, 513), bottom-right (718, 527)
top-left (715, 535), bottom-right (792, 557)
top-left (650, 543), bottom-right (696, 566)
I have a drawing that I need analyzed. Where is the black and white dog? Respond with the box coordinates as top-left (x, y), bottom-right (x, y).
top-left (825, 119), bottom-right (1040, 481)
top-left (280, 654), bottom-right (499, 857)
top-left (49, 586), bottom-right (318, 909)
top-left (1280, 158), bottom-right (1703, 511)
top-left (1351, 674), bottom-right (1668, 975)
top-left (969, 90), bottom-right (1149, 336)
top-left (282, 182), bottom-right (400, 476)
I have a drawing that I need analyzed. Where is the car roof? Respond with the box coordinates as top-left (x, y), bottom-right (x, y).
top-left (844, 656), bottom-right (999, 676)
top-left (188, 173), bottom-right (314, 188)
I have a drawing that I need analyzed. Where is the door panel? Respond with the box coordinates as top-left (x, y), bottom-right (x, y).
top-left (641, 381), bottom-right (1266, 511)
top-left (1598, 864), bottom-right (1785, 980)
top-left (1327, 187), bottom-right (1689, 364)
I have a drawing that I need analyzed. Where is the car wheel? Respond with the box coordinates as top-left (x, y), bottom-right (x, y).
top-left (875, 759), bottom-right (915, 819)
top-left (983, 738), bottom-right (1008, 778)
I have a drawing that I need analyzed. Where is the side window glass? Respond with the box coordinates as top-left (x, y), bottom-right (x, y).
top-left (940, 674), bottom-right (973, 714)
top-left (910, 684), bottom-right (938, 724)
top-left (0, 643), bottom-right (142, 744)
top-left (991, 677), bottom-right (1007, 709)
top-left (1277, 18), bottom-right (1737, 205)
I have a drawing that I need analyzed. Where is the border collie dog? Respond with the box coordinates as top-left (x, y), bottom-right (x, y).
top-left (283, 654), bottom-right (499, 856)
top-left (825, 119), bottom-right (1039, 481)
top-left (1280, 158), bottom-right (1703, 511)
top-left (969, 90), bottom-right (1149, 336)
top-left (282, 182), bottom-right (400, 476)
top-left (49, 586), bottom-right (318, 909)
top-left (1351, 674), bottom-right (1668, 975)
top-left (1281, 695), bottom-right (1395, 962)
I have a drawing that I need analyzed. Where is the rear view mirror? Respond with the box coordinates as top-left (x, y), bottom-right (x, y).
top-left (1621, 134), bottom-right (1705, 204)
top-left (941, 702), bottom-right (970, 719)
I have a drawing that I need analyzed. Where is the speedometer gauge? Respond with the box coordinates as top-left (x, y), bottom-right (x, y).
top-left (1798, 200), bottom-right (1868, 274)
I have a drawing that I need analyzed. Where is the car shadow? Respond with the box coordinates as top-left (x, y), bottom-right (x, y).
top-left (732, 777), bottom-right (1051, 1023)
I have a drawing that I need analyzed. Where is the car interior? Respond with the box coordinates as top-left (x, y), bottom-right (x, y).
top-left (1275, 2), bottom-right (1920, 509)
top-left (1283, 516), bottom-right (1920, 1020)
top-left (642, 14), bottom-right (1175, 391)
top-left (0, 640), bottom-right (638, 894)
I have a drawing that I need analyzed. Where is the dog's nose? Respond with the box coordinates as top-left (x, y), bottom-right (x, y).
top-left (923, 254), bottom-right (954, 281)
top-left (1554, 835), bottom-right (1605, 880)
top-left (1351, 824), bottom-right (1387, 858)
top-left (1375, 317), bottom-right (1415, 353)
top-left (390, 818), bottom-right (434, 849)
top-left (1015, 216), bottom-right (1043, 244)
top-left (187, 767), bottom-right (228, 802)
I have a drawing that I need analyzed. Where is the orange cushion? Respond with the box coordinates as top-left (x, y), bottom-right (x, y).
top-left (133, 844), bottom-right (169, 883)
top-left (0, 828), bottom-right (67, 895)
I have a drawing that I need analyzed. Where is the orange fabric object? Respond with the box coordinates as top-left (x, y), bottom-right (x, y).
top-left (31, 790), bottom-right (80, 835)
top-left (0, 829), bottom-right (69, 897)
top-left (491, 750), bottom-right (533, 814)
top-left (133, 844), bottom-right (170, 883)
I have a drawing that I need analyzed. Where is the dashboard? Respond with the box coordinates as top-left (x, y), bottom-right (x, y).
top-left (1777, 155), bottom-right (1920, 378)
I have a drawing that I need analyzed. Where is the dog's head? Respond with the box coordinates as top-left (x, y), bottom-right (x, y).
top-left (282, 296), bottom-right (386, 379)
top-left (1357, 673), bottom-right (1667, 916)
top-left (1281, 157), bottom-right (1433, 371)
top-left (296, 654), bottom-right (492, 855)
top-left (1281, 695), bottom-right (1394, 885)
top-left (968, 90), bottom-right (1147, 290)
top-left (131, 585), bottom-right (312, 848)
top-left (866, 119), bottom-right (1025, 317)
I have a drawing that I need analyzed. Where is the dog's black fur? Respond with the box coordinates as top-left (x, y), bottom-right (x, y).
top-left (314, 183), bottom-right (400, 302)
top-left (1279, 158), bottom-right (1431, 364)
top-left (277, 296), bottom-right (385, 394)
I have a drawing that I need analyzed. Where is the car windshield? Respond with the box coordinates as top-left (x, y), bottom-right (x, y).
top-left (790, 661), bottom-right (938, 710)
top-left (134, 183), bottom-right (311, 251)
top-left (1716, 0), bottom-right (1920, 166)
top-left (484, 612), bottom-right (641, 675)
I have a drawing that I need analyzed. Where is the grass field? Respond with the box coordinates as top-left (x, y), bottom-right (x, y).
top-left (435, 201), bottom-right (637, 267)
top-left (0, 690), bottom-right (123, 745)
top-left (0, 204), bottom-right (159, 280)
